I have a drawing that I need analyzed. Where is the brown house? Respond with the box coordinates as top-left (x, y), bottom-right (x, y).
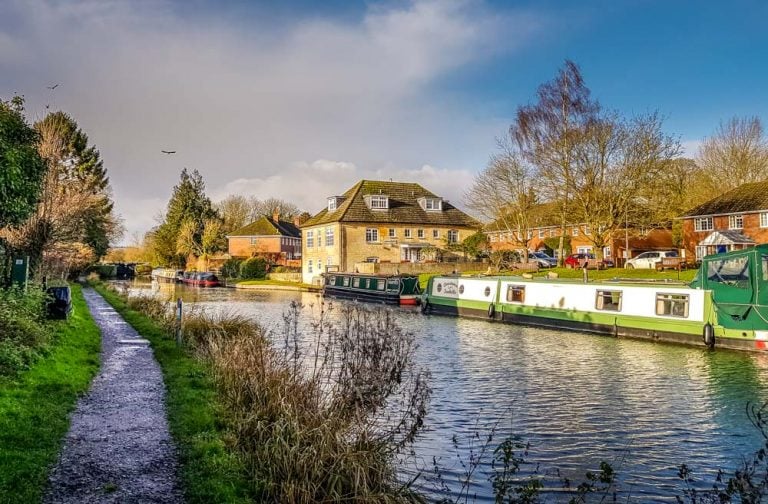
top-left (680, 181), bottom-right (768, 261)
top-left (227, 212), bottom-right (301, 265)
top-left (300, 180), bottom-right (481, 284)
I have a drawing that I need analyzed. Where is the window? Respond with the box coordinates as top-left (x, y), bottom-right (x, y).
top-left (388, 228), bottom-right (396, 238)
top-left (366, 228), bottom-right (379, 243)
top-left (365, 256), bottom-right (379, 263)
top-left (506, 285), bottom-right (525, 303)
top-left (761, 212), bottom-right (768, 228)
top-left (423, 198), bottom-right (442, 211)
top-left (694, 217), bottom-right (713, 232)
top-left (527, 230), bottom-right (533, 239)
top-left (325, 227), bottom-right (334, 246)
top-left (352, 277), bottom-right (360, 288)
top-left (250, 238), bottom-right (258, 245)
top-left (584, 226), bottom-right (591, 235)
top-left (343, 276), bottom-right (350, 286)
top-left (538, 229), bottom-right (545, 238)
top-left (458, 284), bottom-right (465, 294)
top-left (417, 229), bottom-right (424, 239)
top-left (317, 259), bottom-right (322, 273)
top-left (572, 227), bottom-right (579, 236)
top-left (433, 229), bottom-right (439, 239)
top-left (327, 198), bottom-right (337, 211)
top-left (729, 214), bottom-right (744, 230)
top-left (707, 256), bottom-right (750, 289)
top-left (595, 290), bottom-right (622, 311)
top-left (404, 229), bottom-right (412, 239)
top-left (447, 230), bottom-right (459, 243)
top-left (696, 245), bottom-right (707, 260)
top-left (308, 260), bottom-right (313, 273)
top-left (376, 279), bottom-right (386, 290)
top-left (490, 234), bottom-right (497, 242)
top-left (656, 293), bottom-right (689, 318)
top-left (369, 195), bottom-right (389, 209)
top-left (306, 230), bottom-right (314, 248)
top-left (484, 286), bottom-right (491, 297)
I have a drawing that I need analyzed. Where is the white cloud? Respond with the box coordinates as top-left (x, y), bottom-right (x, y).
top-left (0, 0), bottom-right (542, 241)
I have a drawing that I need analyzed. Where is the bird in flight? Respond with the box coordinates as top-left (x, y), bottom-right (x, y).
top-left (47, 84), bottom-right (59, 90)
top-left (161, 150), bottom-right (176, 154)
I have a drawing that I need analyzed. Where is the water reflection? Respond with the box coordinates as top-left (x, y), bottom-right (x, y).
top-left (124, 280), bottom-right (768, 502)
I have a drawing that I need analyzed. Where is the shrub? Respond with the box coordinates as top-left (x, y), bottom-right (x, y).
top-left (0, 286), bottom-right (50, 375)
top-left (239, 257), bottom-right (267, 279)
top-left (220, 258), bottom-right (243, 279)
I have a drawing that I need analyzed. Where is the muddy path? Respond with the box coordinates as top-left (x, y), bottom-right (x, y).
top-left (45, 288), bottom-right (183, 504)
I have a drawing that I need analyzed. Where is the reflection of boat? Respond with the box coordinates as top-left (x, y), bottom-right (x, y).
top-left (151, 268), bottom-right (183, 283)
top-left (322, 273), bottom-right (421, 305)
top-left (422, 245), bottom-right (768, 352)
top-left (181, 271), bottom-right (221, 287)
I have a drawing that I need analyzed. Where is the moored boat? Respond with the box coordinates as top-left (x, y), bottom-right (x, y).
top-left (322, 272), bottom-right (420, 305)
top-left (151, 268), bottom-right (184, 283)
top-left (182, 271), bottom-right (222, 287)
top-left (422, 245), bottom-right (768, 352)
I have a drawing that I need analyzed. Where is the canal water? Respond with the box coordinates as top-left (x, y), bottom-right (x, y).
top-left (129, 281), bottom-right (768, 502)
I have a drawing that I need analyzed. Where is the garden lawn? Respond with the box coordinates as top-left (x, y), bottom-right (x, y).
top-left (0, 284), bottom-right (101, 504)
top-left (93, 284), bottom-right (253, 504)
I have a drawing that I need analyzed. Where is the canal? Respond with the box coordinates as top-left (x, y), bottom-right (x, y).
top-left (129, 281), bottom-right (768, 502)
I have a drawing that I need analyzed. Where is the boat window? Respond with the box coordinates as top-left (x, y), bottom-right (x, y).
top-left (328, 276), bottom-right (336, 285)
top-left (436, 283), bottom-right (442, 293)
top-left (377, 279), bottom-right (386, 290)
top-left (707, 256), bottom-right (750, 289)
top-left (484, 286), bottom-right (491, 297)
top-left (387, 279), bottom-right (399, 291)
top-left (343, 276), bottom-right (350, 287)
top-left (506, 285), bottom-right (525, 303)
top-left (459, 284), bottom-right (465, 294)
top-left (596, 290), bottom-right (622, 311)
top-left (655, 293), bottom-right (689, 318)
top-left (763, 255), bottom-right (768, 281)
top-left (352, 277), bottom-right (360, 288)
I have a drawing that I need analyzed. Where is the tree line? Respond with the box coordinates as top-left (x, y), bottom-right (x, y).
top-left (466, 61), bottom-right (768, 263)
top-left (0, 97), bottom-right (119, 281)
top-left (113, 169), bottom-right (307, 268)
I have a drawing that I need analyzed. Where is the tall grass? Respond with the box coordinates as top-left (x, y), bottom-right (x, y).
top-left (0, 286), bottom-right (50, 375)
top-left (109, 287), bottom-right (431, 503)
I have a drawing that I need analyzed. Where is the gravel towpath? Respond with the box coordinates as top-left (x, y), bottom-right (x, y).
top-left (45, 288), bottom-right (184, 504)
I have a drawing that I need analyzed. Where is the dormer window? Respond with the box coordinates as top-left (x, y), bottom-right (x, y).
top-left (418, 197), bottom-right (443, 211)
top-left (365, 194), bottom-right (389, 210)
top-left (327, 196), bottom-right (343, 211)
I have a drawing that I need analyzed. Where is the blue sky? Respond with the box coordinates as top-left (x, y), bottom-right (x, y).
top-left (1, 0), bottom-right (766, 240)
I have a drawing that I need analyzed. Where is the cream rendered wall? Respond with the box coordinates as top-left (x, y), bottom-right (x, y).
top-left (302, 223), bottom-right (341, 284)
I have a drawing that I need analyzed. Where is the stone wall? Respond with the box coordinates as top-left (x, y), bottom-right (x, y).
top-left (358, 261), bottom-right (489, 276)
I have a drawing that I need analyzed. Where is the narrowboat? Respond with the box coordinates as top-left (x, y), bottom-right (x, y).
top-left (322, 273), bottom-right (421, 305)
top-left (421, 245), bottom-right (768, 352)
top-left (181, 271), bottom-right (222, 287)
top-left (151, 268), bottom-right (183, 283)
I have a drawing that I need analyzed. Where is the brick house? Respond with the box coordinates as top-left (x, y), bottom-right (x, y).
top-left (680, 181), bottom-right (768, 261)
top-left (300, 180), bottom-right (481, 284)
top-left (227, 212), bottom-right (301, 265)
top-left (485, 207), bottom-right (673, 264)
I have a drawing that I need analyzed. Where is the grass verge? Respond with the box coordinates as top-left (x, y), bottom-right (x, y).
top-left (92, 283), bottom-right (252, 504)
top-left (0, 284), bottom-right (100, 504)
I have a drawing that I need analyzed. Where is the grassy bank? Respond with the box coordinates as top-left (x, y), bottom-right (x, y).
top-left (0, 284), bottom-right (101, 504)
top-left (92, 284), bottom-right (252, 503)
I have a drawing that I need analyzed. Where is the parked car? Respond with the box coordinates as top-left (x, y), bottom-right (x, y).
top-left (564, 253), bottom-right (595, 269)
top-left (625, 250), bottom-right (678, 269)
top-left (529, 251), bottom-right (557, 268)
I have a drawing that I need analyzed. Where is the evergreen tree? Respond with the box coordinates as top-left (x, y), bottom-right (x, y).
top-left (153, 168), bottom-right (219, 266)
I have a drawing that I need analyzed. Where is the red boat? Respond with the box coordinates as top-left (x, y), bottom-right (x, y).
top-left (182, 271), bottom-right (221, 287)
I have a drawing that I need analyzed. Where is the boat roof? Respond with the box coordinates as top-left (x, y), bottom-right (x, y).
top-left (431, 274), bottom-right (691, 288)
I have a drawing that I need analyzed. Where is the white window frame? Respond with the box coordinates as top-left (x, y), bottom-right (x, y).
top-left (694, 217), bottom-right (713, 232)
top-left (433, 229), bottom-right (439, 239)
top-left (572, 227), bottom-right (579, 237)
top-left (538, 229), bottom-right (545, 238)
top-left (327, 198), bottom-right (337, 211)
top-left (404, 228), bottom-right (412, 239)
top-left (306, 230), bottom-right (314, 248)
top-left (308, 260), bottom-right (313, 273)
top-left (417, 229), bottom-right (424, 239)
top-left (424, 198), bottom-right (442, 211)
top-left (729, 214), bottom-right (744, 230)
top-left (325, 227), bottom-right (334, 246)
top-left (760, 212), bottom-right (768, 228)
top-left (365, 228), bottom-right (379, 243)
top-left (388, 228), bottom-right (396, 238)
top-left (369, 195), bottom-right (388, 210)
top-left (447, 230), bottom-right (459, 244)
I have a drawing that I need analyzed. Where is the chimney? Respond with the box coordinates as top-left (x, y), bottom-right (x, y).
top-left (293, 215), bottom-right (301, 226)
top-left (272, 209), bottom-right (279, 223)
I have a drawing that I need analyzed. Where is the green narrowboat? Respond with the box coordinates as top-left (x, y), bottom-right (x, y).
top-left (322, 272), bottom-right (421, 305)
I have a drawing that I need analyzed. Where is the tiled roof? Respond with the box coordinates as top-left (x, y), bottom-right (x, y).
top-left (228, 216), bottom-right (300, 237)
top-left (681, 181), bottom-right (768, 217)
top-left (301, 180), bottom-right (481, 229)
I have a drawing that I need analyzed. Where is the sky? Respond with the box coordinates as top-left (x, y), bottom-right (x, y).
top-left (1, 0), bottom-right (767, 243)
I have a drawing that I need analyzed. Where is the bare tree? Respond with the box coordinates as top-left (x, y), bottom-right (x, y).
top-left (249, 197), bottom-right (301, 221)
top-left (697, 116), bottom-right (768, 192)
top-left (514, 60), bottom-right (599, 265)
top-left (216, 195), bottom-right (252, 233)
top-left (466, 139), bottom-right (538, 260)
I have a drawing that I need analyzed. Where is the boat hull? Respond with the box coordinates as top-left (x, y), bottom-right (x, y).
top-left (323, 286), bottom-right (400, 305)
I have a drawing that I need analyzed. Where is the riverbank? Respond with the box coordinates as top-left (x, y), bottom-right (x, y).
top-left (0, 284), bottom-right (101, 503)
top-left (92, 284), bottom-right (253, 503)
top-left (232, 278), bottom-right (319, 291)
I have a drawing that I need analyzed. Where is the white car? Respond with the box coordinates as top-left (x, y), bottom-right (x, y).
top-left (625, 250), bottom-right (678, 269)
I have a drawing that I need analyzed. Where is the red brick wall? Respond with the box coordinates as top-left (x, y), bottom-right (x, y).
top-left (682, 212), bottom-right (768, 258)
